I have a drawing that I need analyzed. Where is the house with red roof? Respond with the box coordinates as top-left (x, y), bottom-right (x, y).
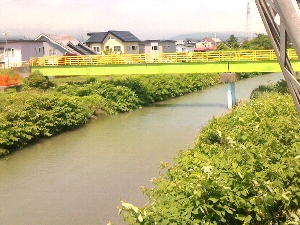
top-left (195, 37), bottom-right (222, 52)
top-left (204, 37), bottom-right (222, 50)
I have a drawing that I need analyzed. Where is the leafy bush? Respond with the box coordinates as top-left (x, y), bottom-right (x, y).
top-left (27, 70), bottom-right (53, 90)
top-left (120, 92), bottom-right (300, 224)
top-left (237, 72), bottom-right (266, 79)
top-left (53, 73), bottom-right (220, 114)
top-left (250, 79), bottom-right (290, 99)
top-left (0, 68), bottom-right (16, 76)
top-left (0, 91), bottom-right (91, 155)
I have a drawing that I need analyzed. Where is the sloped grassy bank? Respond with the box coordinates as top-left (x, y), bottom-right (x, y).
top-left (0, 73), bottom-right (220, 156)
top-left (119, 84), bottom-right (300, 224)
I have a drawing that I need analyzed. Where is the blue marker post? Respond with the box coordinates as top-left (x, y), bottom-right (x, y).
top-left (220, 73), bottom-right (240, 109)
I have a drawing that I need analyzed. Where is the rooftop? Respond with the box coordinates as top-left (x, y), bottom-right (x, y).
top-left (86, 30), bottom-right (140, 43)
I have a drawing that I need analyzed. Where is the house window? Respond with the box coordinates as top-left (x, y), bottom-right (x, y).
top-left (114, 46), bottom-right (121, 52)
top-left (151, 45), bottom-right (158, 51)
top-left (49, 49), bottom-right (57, 56)
top-left (36, 47), bottom-right (42, 55)
top-left (164, 45), bottom-right (170, 51)
top-left (109, 36), bottom-right (115, 40)
top-left (0, 48), bottom-right (4, 54)
top-left (5, 48), bottom-right (14, 57)
top-left (127, 46), bottom-right (131, 51)
top-left (132, 45), bottom-right (137, 51)
top-left (93, 46), bottom-right (100, 53)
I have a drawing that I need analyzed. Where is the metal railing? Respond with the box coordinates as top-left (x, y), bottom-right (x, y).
top-left (29, 49), bottom-right (298, 67)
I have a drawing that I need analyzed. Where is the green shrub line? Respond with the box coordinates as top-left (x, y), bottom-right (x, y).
top-left (0, 72), bottom-right (223, 156)
top-left (119, 83), bottom-right (300, 224)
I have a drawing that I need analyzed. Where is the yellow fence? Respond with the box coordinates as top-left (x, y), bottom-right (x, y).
top-left (30, 49), bottom-right (299, 67)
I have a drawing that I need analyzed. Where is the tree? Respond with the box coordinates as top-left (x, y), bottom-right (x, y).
top-left (241, 33), bottom-right (273, 50)
top-left (27, 70), bottom-right (53, 90)
top-left (240, 39), bottom-right (251, 49)
top-left (216, 43), bottom-right (230, 51)
top-left (226, 34), bottom-right (239, 49)
top-left (251, 33), bottom-right (273, 49)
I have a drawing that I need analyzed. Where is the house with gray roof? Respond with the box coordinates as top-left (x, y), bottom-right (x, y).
top-left (86, 30), bottom-right (141, 54)
top-left (0, 38), bottom-right (44, 68)
top-left (35, 34), bottom-right (97, 56)
top-left (141, 40), bottom-right (176, 54)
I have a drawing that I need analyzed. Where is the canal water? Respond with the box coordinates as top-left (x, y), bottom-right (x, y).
top-left (0, 73), bottom-right (284, 225)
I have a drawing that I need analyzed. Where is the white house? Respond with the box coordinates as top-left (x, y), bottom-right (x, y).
top-left (141, 40), bottom-right (176, 54)
top-left (0, 39), bottom-right (44, 68)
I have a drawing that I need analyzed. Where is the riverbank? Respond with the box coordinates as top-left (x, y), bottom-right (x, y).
top-left (120, 80), bottom-right (300, 224)
top-left (0, 73), bottom-right (289, 225)
top-left (1, 72), bottom-right (227, 156)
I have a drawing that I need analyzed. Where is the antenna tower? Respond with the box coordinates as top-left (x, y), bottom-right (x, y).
top-left (246, 2), bottom-right (251, 40)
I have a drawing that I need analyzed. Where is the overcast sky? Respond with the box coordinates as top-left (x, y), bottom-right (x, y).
top-left (0, 0), bottom-right (266, 40)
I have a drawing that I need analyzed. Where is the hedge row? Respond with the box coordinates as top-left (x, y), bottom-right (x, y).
top-left (53, 73), bottom-right (220, 114)
top-left (0, 73), bottom-right (220, 156)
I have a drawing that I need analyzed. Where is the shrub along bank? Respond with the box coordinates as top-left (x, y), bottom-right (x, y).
top-left (119, 83), bottom-right (300, 224)
top-left (0, 73), bottom-right (220, 156)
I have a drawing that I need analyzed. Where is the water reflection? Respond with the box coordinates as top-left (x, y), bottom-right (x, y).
top-left (151, 102), bottom-right (227, 108)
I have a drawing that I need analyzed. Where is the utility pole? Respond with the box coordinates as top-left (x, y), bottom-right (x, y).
top-left (2, 31), bottom-right (9, 68)
top-left (246, 2), bottom-right (251, 41)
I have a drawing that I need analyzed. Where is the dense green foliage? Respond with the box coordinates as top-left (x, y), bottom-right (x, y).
top-left (250, 79), bottom-right (290, 99)
top-left (0, 92), bottom-right (92, 155)
top-left (241, 34), bottom-right (273, 50)
top-left (225, 34), bottom-right (239, 49)
top-left (216, 33), bottom-right (273, 51)
top-left (120, 87), bottom-right (300, 224)
top-left (0, 73), bottom-right (220, 156)
top-left (52, 74), bottom-right (220, 114)
top-left (26, 70), bottom-right (53, 90)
